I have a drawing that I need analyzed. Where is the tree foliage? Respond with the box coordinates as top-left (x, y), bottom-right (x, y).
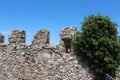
top-left (118, 35), bottom-right (120, 42)
top-left (73, 14), bottom-right (120, 80)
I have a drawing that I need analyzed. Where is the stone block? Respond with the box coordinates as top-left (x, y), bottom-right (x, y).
top-left (9, 30), bottom-right (26, 44)
top-left (32, 29), bottom-right (50, 45)
top-left (59, 26), bottom-right (77, 53)
top-left (0, 32), bottom-right (4, 43)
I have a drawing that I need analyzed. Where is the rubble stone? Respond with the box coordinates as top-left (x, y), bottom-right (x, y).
top-left (0, 27), bottom-right (95, 80)
top-left (60, 26), bottom-right (77, 53)
top-left (32, 29), bottom-right (50, 45)
top-left (8, 30), bottom-right (26, 44)
top-left (0, 32), bottom-right (4, 43)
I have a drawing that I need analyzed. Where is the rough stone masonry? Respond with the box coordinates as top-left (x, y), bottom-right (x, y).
top-left (0, 26), bottom-right (94, 80)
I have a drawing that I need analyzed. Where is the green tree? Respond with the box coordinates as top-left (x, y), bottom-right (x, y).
top-left (118, 35), bottom-right (120, 42)
top-left (73, 14), bottom-right (120, 80)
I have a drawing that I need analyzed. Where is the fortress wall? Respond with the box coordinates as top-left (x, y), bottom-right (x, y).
top-left (0, 27), bottom-right (94, 80)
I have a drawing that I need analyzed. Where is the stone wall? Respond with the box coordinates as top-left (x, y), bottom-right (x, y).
top-left (0, 27), bottom-right (94, 80)
top-left (32, 29), bottom-right (50, 45)
top-left (9, 30), bottom-right (26, 44)
top-left (60, 26), bottom-right (77, 53)
top-left (0, 32), bottom-right (4, 43)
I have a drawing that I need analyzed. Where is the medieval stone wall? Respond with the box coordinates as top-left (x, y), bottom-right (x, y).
top-left (0, 27), bottom-right (94, 80)
top-left (0, 32), bottom-right (4, 43)
top-left (60, 26), bottom-right (77, 53)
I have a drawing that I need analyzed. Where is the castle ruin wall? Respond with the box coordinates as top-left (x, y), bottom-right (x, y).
top-left (0, 27), bottom-right (94, 80)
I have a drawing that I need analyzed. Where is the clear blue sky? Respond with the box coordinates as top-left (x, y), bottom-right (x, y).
top-left (0, 0), bottom-right (120, 44)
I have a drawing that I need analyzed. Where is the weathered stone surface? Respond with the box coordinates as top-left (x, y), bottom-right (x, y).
top-left (32, 29), bottom-right (50, 45)
top-left (60, 26), bottom-right (77, 53)
top-left (0, 42), bottom-right (94, 80)
top-left (0, 32), bottom-right (4, 43)
top-left (8, 30), bottom-right (26, 44)
top-left (60, 26), bottom-right (77, 40)
top-left (0, 27), bottom-right (95, 80)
